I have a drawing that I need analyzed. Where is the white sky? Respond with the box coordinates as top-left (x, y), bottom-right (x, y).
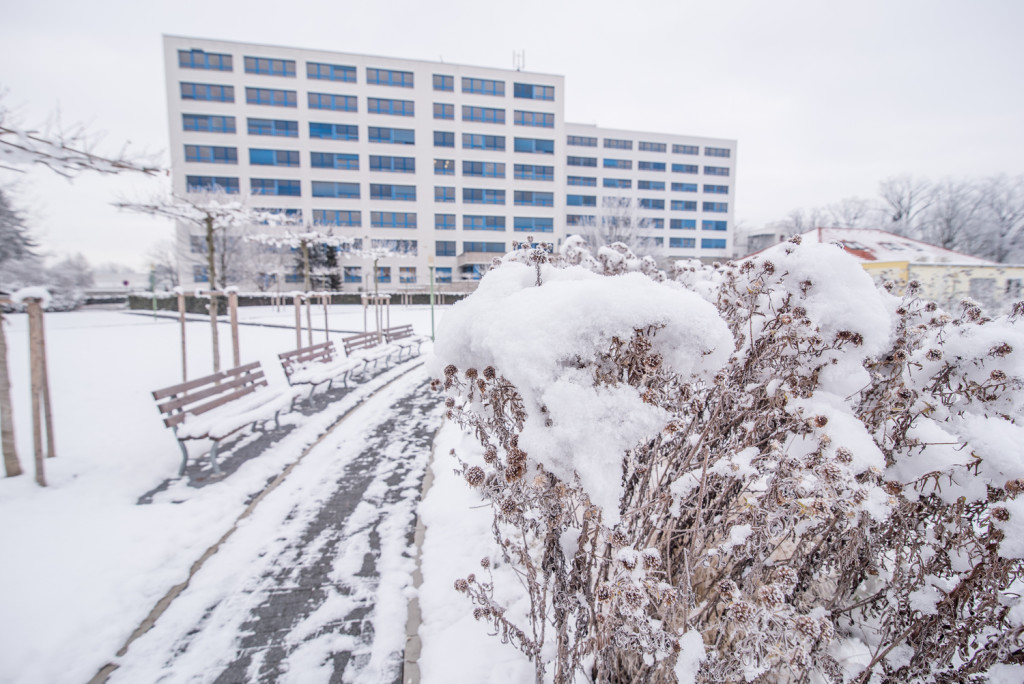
top-left (2, 0), bottom-right (1023, 270)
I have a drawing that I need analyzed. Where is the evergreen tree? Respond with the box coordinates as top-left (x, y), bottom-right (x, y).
top-left (0, 188), bottom-right (36, 266)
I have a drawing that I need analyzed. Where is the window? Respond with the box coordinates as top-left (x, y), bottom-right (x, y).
top-left (310, 151), bottom-right (359, 169)
top-left (433, 103), bottom-right (454, 120)
top-left (251, 178), bottom-right (300, 196)
top-left (186, 176), bottom-right (239, 193)
top-left (513, 217), bottom-right (554, 233)
top-left (648, 218), bottom-right (665, 229)
top-left (371, 211), bottom-right (417, 228)
top-left (701, 238), bottom-right (727, 249)
top-left (179, 49), bottom-right (232, 71)
top-left (311, 181), bottom-right (360, 198)
top-left (252, 208), bottom-right (302, 225)
top-left (369, 126), bottom-right (415, 144)
top-left (514, 137), bottom-right (554, 154)
top-left (513, 82), bottom-right (554, 100)
top-left (514, 191), bottom-right (553, 207)
top-left (464, 215), bottom-right (506, 231)
top-left (567, 156), bottom-right (597, 167)
top-left (307, 62), bottom-right (355, 82)
top-left (185, 145), bottom-right (237, 164)
top-left (463, 161), bottom-right (505, 178)
top-left (188, 235), bottom-right (209, 254)
top-left (400, 267), bottom-right (417, 284)
top-left (368, 97), bottom-right (414, 116)
top-left (309, 122), bottom-right (357, 140)
top-left (249, 149), bottom-right (299, 167)
top-left (513, 110), bottom-right (554, 128)
top-left (313, 209), bottom-right (361, 226)
top-left (463, 241), bottom-right (505, 253)
top-left (702, 220), bottom-right (728, 231)
top-left (344, 266), bottom-right (362, 283)
top-left (638, 161), bottom-right (666, 172)
top-left (433, 74), bottom-right (454, 91)
top-left (705, 146), bottom-right (731, 158)
top-left (183, 114), bottom-right (235, 133)
top-left (566, 137), bottom-right (597, 150)
top-left (376, 266), bottom-right (392, 284)
top-left (704, 184), bottom-right (729, 194)
top-left (604, 158), bottom-right (631, 170)
top-left (703, 202), bottom-right (728, 213)
top-left (370, 183), bottom-right (416, 201)
top-left (673, 163), bottom-right (698, 174)
top-left (367, 67), bottom-right (413, 88)
top-left (369, 155), bottom-right (415, 173)
top-left (246, 87), bottom-right (296, 107)
top-left (244, 56), bottom-right (295, 77)
top-left (670, 237), bottom-right (696, 248)
top-left (435, 214), bottom-right (455, 230)
top-left (463, 188), bottom-right (505, 205)
top-left (515, 164), bottom-right (554, 181)
top-left (1007, 279), bottom-right (1023, 298)
top-left (603, 197), bottom-right (630, 208)
top-left (434, 186), bottom-right (455, 203)
top-left (672, 182), bottom-right (698, 192)
top-left (639, 141), bottom-right (666, 152)
top-left (638, 180), bottom-right (665, 190)
top-left (566, 215), bottom-right (594, 226)
top-left (604, 138), bottom-right (632, 150)
top-left (705, 166), bottom-right (730, 177)
top-left (639, 198), bottom-right (665, 210)
top-left (603, 178), bottom-right (631, 189)
top-left (462, 77), bottom-right (504, 96)
top-left (673, 144), bottom-right (699, 155)
top-left (567, 175), bottom-right (596, 186)
top-left (463, 133), bottom-right (505, 151)
top-left (308, 92), bottom-right (357, 111)
top-left (436, 240), bottom-right (457, 256)
top-left (672, 200), bottom-right (697, 211)
top-left (434, 158), bottom-right (455, 176)
top-left (463, 106), bottom-right (505, 124)
top-left (671, 219), bottom-right (696, 230)
top-left (434, 131), bottom-right (455, 148)
top-left (567, 194), bottom-right (596, 207)
top-left (181, 82), bottom-right (234, 102)
top-left (436, 267), bottom-right (452, 282)
top-left (193, 264), bottom-right (209, 282)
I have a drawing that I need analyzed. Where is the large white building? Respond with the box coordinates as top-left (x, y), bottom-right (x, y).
top-left (164, 35), bottom-right (737, 291)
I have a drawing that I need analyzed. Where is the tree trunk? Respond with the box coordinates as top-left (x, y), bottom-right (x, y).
top-left (301, 239), bottom-right (311, 292)
top-left (0, 309), bottom-right (22, 477)
top-left (205, 216), bottom-right (220, 373)
top-left (27, 300), bottom-right (46, 486)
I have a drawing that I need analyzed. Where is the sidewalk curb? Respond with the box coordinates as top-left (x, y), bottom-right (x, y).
top-left (403, 425), bottom-right (439, 684)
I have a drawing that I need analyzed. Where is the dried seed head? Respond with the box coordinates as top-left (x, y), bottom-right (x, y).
top-left (467, 573), bottom-right (476, 583)
top-left (641, 549), bottom-right (662, 571)
top-left (465, 368), bottom-right (478, 380)
top-left (818, 618), bottom-right (835, 641)
top-left (480, 557), bottom-right (491, 568)
top-left (925, 301), bottom-right (937, 312)
top-left (499, 498), bottom-right (517, 516)
top-left (763, 260), bottom-right (776, 274)
top-left (621, 586), bottom-right (645, 610)
top-left (596, 583), bottom-right (613, 602)
top-left (445, 397), bottom-right (455, 409)
top-left (789, 235), bottom-right (802, 245)
top-left (483, 445), bottom-right (498, 464)
top-left (454, 578), bottom-right (469, 592)
top-left (794, 615), bottom-right (821, 639)
top-left (990, 343), bottom-right (1013, 357)
top-left (907, 280), bottom-right (921, 293)
top-left (483, 365), bottom-right (496, 380)
top-left (775, 566), bottom-right (798, 592)
top-left (990, 369), bottom-right (1008, 382)
top-left (926, 348), bottom-right (942, 362)
top-left (611, 528), bottom-right (630, 547)
top-left (883, 281), bottom-right (896, 292)
top-left (814, 415), bottom-right (829, 428)
top-left (505, 462), bottom-right (526, 482)
top-left (992, 506), bottom-right (1010, 522)
top-left (465, 466), bottom-right (485, 487)
top-left (758, 584), bottom-right (786, 608)
top-left (779, 314), bottom-right (793, 325)
top-left (793, 306), bottom-right (807, 317)
top-left (429, 378), bottom-right (442, 391)
top-left (444, 364), bottom-right (458, 378)
top-left (1006, 479), bottom-right (1024, 495)
top-left (892, 349), bottom-right (909, 363)
top-left (729, 600), bottom-right (755, 624)
top-left (718, 580), bottom-right (739, 600)
top-left (473, 607), bottom-right (490, 620)
top-left (852, 489), bottom-right (868, 505)
top-left (884, 481), bottom-right (903, 495)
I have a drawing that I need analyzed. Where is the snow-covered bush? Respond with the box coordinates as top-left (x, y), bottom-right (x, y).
top-left (432, 237), bottom-right (1024, 683)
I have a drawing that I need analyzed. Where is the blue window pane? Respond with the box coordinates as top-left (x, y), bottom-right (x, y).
top-left (367, 68), bottom-right (414, 87)
top-left (186, 176), bottom-right (240, 193)
top-left (513, 110), bottom-right (554, 127)
top-left (371, 211), bottom-right (417, 228)
top-left (603, 158), bottom-right (631, 169)
top-left (307, 62), bottom-right (356, 82)
top-left (638, 199), bottom-right (664, 210)
top-left (311, 152), bottom-right (359, 169)
top-left (567, 176), bottom-right (596, 186)
top-left (434, 131), bottom-right (455, 147)
top-left (567, 156), bottom-right (597, 167)
top-left (463, 241), bottom-right (505, 253)
top-left (181, 82), bottom-right (234, 102)
top-left (369, 155), bottom-right (415, 173)
top-left (703, 202), bottom-right (729, 213)
top-left (185, 145), bottom-right (237, 164)
top-left (567, 194), bottom-right (596, 207)
top-left (251, 178), bottom-right (301, 196)
top-left (638, 161), bottom-right (666, 171)
top-left (369, 127), bottom-right (415, 144)
top-left (567, 136), bottom-right (597, 147)
top-left (516, 164), bottom-right (555, 180)
top-left (514, 138), bottom-right (554, 154)
top-left (704, 166), bottom-right (730, 177)
top-left (462, 77), bottom-right (504, 96)
top-left (672, 164), bottom-right (699, 174)
top-left (462, 161), bottom-right (505, 178)
top-left (249, 149), bottom-right (299, 167)
top-left (311, 181), bottom-right (360, 198)
top-left (433, 74), bottom-right (454, 91)
top-left (701, 238), bottom-right (727, 248)
top-left (313, 210), bottom-right (361, 226)
top-left (309, 122), bottom-right (357, 140)
top-left (370, 183), bottom-right (416, 201)
top-left (671, 219), bottom-right (696, 230)
top-left (670, 237), bottom-right (696, 248)
top-left (244, 56), bottom-right (296, 77)
top-left (183, 114), bottom-right (236, 133)
top-left (246, 87), bottom-right (297, 107)
top-left (603, 178), bottom-right (631, 189)
top-left (249, 118), bottom-right (298, 137)
top-left (463, 188), bottom-right (505, 205)
top-left (435, 214), bottom-right (456, 230)
top-left (179, 50), bottom-right (232, 71)
top-left (462, 133), bottom-right (505, 150)
top-left (638, 180), bottom-right (665, 190)
top-left (435, 186), bottom-right (455, 203)
top-left (436, 267), bottom-right (452, 283)
top-left (462, 106), bottom-right (506, 124)
top-left (704, 184), bottom-right (729, 194)
top-left (672, 200), bottom-right (698, 211)
top-left (513, 191), bottom-right (553, 207)
top-left (436, 240), bottom-right (457, 256)
top-left (433, 103), bottom-right (454, 120)
top-left (673, 144), bottom-right (699, 155)
top-left (513, 217), bottom-right (554, 233)
top-left (672, 183), bottom-right (698, 192)
top-left (705, 147), bottom-right (731, 158)
top-left (463, 215), bottom-right (506, 231)
top-left (702, 220), bottom-right (728, 231)
top-left (368, 97), bottom-right (415, 116)
top-left (513, 83), bottom-right (554, 100)
top-left (308, 92), bottom-right (357, 111)
top-left (639, 142), bottom-right (667, 152)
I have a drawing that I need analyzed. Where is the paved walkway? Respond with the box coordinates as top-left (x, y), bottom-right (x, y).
top-left (107, 368), bottom-right (443, 683)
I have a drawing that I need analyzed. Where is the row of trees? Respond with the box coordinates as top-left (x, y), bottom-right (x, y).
top-left (773, 174), bottom-right (1024, 262)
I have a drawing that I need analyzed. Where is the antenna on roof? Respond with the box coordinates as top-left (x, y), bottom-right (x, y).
top-left (513, 50), bottom-right (525, 71)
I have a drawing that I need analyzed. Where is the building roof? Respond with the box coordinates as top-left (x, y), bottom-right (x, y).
top-left (747, 227), bottom-right (995, 265)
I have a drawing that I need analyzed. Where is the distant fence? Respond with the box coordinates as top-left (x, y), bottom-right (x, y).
top-left (127, 290), bottom-right (469, 313)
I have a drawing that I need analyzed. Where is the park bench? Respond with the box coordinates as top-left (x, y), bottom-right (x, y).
top-left (383, 324), bottom-right (427, 360)
top-left (152, 361), bottom-right (300, 476)
top-left (278, 341), bottom-right (366, 396)
top-left (342, 331), bottom-right (398, 370)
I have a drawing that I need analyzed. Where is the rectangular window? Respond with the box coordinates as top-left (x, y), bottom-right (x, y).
top-left (246, 87), bottom-right (296, 107)
top-left (462, 77), bottom-right (504, 96)
top-left (367, 67), bottom-right (413, 88)
top-left (639, 141), bottom-right (666, 152)
top-left (244, 56), bottom-right (295, 77)
top-left (604, 138), bottom-right (632, 150)
top-left (639, 198), bottom-right (665, 210)
top-left (436, 267), bottom-right (452, 283)
top-left (705, 166), bottom-right (731, 176)
top-left (513, 110), bottom-right (554, 127)
top-left (566, 215), bottom-right (594, 226)
top-left (434, 186), bottom-right (455, 203)
top-left (567, 194), bottom-right (596, 207)
top-left (672, 200), bottom-right (697, 211)
top-left (1007, 279), bottom-right (1023, 298)
top-left (343, 266), bottom-right (362, 283)
top-left (308, 122), bottom-right (356, 140)
top-left (308, 92), bottom-right (357, 111)
top-left (514, 191), bottom-right (553, 207)
top-left (701, 238), bottom-right (727, 249)
top-left (703, 202), bottom-right (729, 213)
top-left (462, 105), bottom-right (505, 124)
top-left (400, 267), bottom-right (417, 284)
top-left (567, 156), bottom-right (597, 167)
top-left (705, 146), bottom-right (731, 158)
top-left (368, 97), bottom-right (415, 116)
top-left (603, 158), bottom-right (631, 169)
top-left (603, 178), bottom-right (631, 189)
top-left (513, 217), bottom-right (554, 233)
top-left (189, 235), bottom-right (207, 254)
top-left (434, 131), bottom-right (455, 148)
top-left (369, 155), bottom-right (415, 173)
top-left (251, 178), bottom-right (300, 196)
top-left (371, 211), bottom-right (417, 228)
top-left (463, 188), bottom-right (506, 205)
top-left (185, 145), bottom-right (237, 164)
top-left (462, 161), bottom-right (505, 178)
top-left (567, 135), bottom-right (598, 147)
top-left (178, 49), bottom-right (232, 71)
top-left (186, 176), bottom-right (239, 193)
top-left (704, 184), bottom-right (729, 194)
top-left (513, 82), bottom-right (554, 100)
top-left (672, 182), bottom-right (698, 192)
top-left (648, 218), bottom-right (665, 229)
top-left (249, 148), bottom-right (299, 167)
top-left (638, 161), bottom-right (666, 172)
top-left (702, 220), bottom-right (728, 231)
top-left (603, 197), bottom-right (630, 209)
top-left (313, 209), bottom-right (361, 226)
top-left (183, 114), bottom-right (235, 133)
top-left (671, 219), bottom-right (696, 230)
top-left (515, 164), bottom-right (554, 181)
top-left (311, 181), bottom-right (360, 198)
top-left (463, 241), bottom-right (505, 253)
top-left (670, 237), bottom-right (696, 248)
top-left (673, 144), bottom-right (699, 155)
top-left (434, 158), bottom-right (455, 176)
top-left (673, 164), bottom-right (699, 174)
top-left (436, 240), bottom-right (457, 256)
top-left (307, 62), bottom-right (356, 82)
top-left (433, 74), bottom-right (454, 91)
top-left (567, 175), bottom-right (596, 186)
top-left (463, 133), bottom-right (506, 150)
top-left (180, 82), bottom-right (234, 102)
top-left (377, 266), bottom-right (392, 284)
top-left (638, 180), bottom-right (665, 190)
top-left (370, 183), bottom-right (416, 201)
top-left (464, 215), bottom-right (506, 231)
top-left (310, 151), bottom-right (359, 169)
top-left (435, 214), bottom-right (456, 230)
top-left (193, 264), bottom-right (209, 282)
top-left (369, 126), bottom-right (415, 144)
top-left (514, 137), bottom-right (554, 154)
top-left (433, 103), bottom-right (454, 120)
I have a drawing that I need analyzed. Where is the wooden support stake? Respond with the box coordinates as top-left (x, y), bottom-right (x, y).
top-left (178, 291), bottom-right (187, 382)
top-left (322, 294), bottom-right (329, 343)
top-left (37, 303), bottom-right (55, 460)
top-left (293, 294), bottom-right (302, 349)
top-left (26, 299), bottom-right (47, 485)
top-left (305, 293), bottom-right (313, 347)
top-left (228, 290), bottom-right (240, 367)
top-left (0, 303), bottom-right (21, 477)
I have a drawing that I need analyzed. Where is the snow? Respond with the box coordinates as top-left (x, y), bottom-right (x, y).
top-left (673, 630), bottom-right (706, 684)
top-left (10, 285), bottom-right (51, 306)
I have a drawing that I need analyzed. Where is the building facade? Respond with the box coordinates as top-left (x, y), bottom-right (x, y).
top-left (164, 35), bottom-right (737, 291)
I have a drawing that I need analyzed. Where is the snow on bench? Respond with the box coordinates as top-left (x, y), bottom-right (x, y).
top-left (342, 331), bottom-right (399, 371)
top-left (278, 341), bottom-right (366, 396)
top-left (152, 361), bottom-right (301, 476)
top-left (383, 324), bottom-right (427, 361)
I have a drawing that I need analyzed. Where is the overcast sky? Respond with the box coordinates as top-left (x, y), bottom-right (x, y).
top-left (2, 0), bottom-right (1023, 270)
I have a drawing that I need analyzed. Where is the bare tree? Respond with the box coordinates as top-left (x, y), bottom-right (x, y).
top-left (247, 228), bottom-right (354, 292)
top-left (878, 174), bottom-right (932, 236)
top-left (146, 240), bottom-right (180, 290)
top-left (572, 198), bottom-right (665, 259)
top-left (920, 178), bottom-right (982, 252)
top-left (975, 174), bottom-right (1024, 263)
top-left (825, 196), bottom-right (873, 228)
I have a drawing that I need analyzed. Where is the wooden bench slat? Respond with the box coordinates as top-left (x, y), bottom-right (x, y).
top-left (163, 380), bottom-right (265, 428)
top-left (152, 361), bottom-right (262, 400)
top-left (157, 370), bottom-right (266, 415)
